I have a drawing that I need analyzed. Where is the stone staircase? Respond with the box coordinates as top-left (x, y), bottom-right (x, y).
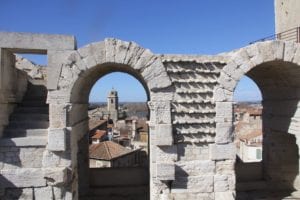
top-left (2, 81), bottom-right (48, 139)
top-left (81, 186), bottom-right (149, 200)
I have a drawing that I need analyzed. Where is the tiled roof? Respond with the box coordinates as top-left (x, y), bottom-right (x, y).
top-left (89, 141), bottom-right (132, 161)
top-left (89, 119), bottom-right (107, 130)
top-left (91, 130), bottom-right (106, 139)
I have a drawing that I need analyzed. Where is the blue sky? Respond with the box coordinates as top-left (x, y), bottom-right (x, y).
top-left (0, 0), bottom-right (272, 102)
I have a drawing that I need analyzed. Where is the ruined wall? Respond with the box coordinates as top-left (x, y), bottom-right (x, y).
top-left (1, 32), bottom-right (300, 200)
top-left (160, 55), bottom-right (236, 199)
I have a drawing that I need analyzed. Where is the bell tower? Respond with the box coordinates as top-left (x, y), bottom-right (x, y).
top-left (107, 88), bottom-right (119, 123)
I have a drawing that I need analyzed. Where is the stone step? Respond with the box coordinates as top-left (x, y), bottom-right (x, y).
top-left (10, 113), bottom-right (49, 121)
top-left (20, 101), bottom-right (47, 107)
top-left (0, 136), bottom-right (47, 147)
top-left (6, 120), bottom-right (49, 129)
top-left (3, 129), bottom-right (48, 138)
top-left (83, 186), bottom-right (149, 200)
top-left (236, 181), bottom-right (268, 192)
top-left (14, 107), bottom-right (49, 114)
top-left (89, 185), bottom-right (148, 196)
top-left (22, 95), bottom-right (47, 101)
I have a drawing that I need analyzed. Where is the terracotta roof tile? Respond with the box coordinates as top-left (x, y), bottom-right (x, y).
top-left (89, 141), bottom-right (132, 161)
top-left (91, 130), bottom-right (106, 139)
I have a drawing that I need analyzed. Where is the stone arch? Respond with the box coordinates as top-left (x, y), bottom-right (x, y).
top-left (47, 38), bottom-right (174, 199)
top-left (215, 40), bottom-right (300, 143)
top-left (214, 40), bottom-right (300, 196)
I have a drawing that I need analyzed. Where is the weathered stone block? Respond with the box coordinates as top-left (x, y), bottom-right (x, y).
top-left (172, 175), bottom-right (214, 193)
top-left (214, 191), bottom-right (235, 200)
top-left (47, 50), bottom-right (74, 90)
top-left (34, 187), bottom-right (53, 200)
top-left (284, 42), bottom-right (297, 62)
top-left (215, 122), bottom-right (233, 144)
top-left (218, 72), bottom-right (237, 92)
top-left (216, 160), bottom-right (235, 175)
top-left (47, 128), bottom-right (66, 151)
top-left (43, 167), bottom-right (68, 186)
top-left (175, 160), bottom-right (215, 176)
top-left (209, 143), bottom-right (236, 161)
top-left (215, 102), bottom-right (233, 123)
top-left (156, 124), bottom-right (173, 146)
top-left (49, 104), bottom-right (67, 128)
top-left (0, 168), bottom-right (46, 188)
top-left (155, 146), bottom-right (177, 162)
top-left (214, 175), bottom-right (229, 192)
top-left (0, 32), bottom-right (76, 52)
top-left (156, 163), bottom-right (175, 181)
top-left (214, 87), bottom-right (233, 102)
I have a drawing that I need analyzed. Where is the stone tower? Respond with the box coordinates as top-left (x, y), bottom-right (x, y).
top-left (107, 89), bottom-right (119, 123)
top-left (275, 0), bottom-right (300, 33)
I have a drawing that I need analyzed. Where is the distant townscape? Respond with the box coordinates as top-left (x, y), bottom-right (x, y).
top-left (88, 89), bottom-right (149, 169)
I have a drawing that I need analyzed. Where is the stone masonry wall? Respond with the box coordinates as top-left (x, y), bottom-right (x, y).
top-left (1, 32), bottom-right (300, 200)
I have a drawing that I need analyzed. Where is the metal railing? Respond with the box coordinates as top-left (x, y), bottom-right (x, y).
top-left (250, 26), bottom-right (300, 44)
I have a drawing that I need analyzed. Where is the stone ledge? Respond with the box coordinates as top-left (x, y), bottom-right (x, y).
top-left (0, 136), bottom-right (47, 147)
top-left (0, 167), bottom-right (67, 188)
top-left (0, 32), bottom-right (76, 53)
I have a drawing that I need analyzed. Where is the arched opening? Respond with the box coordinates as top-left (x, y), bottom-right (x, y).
top-left (234, 76), bottom-right (264, 195)
top-left (69, 65), bottom-right (150, 199)
top-left (235, 61), bottom-right (300, 199)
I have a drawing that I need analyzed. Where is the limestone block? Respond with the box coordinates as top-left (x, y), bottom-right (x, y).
top-left (68, 103), bottom-right (89, 126)
top-left (47, 90), bottom-right (71, 105)
top-left (175, 160), bottom-right (215, 176)
top-left (231, 49), bottom-right (250, 66)
top-left (284, 42), bottom-right (297, 62)
top-left (5, 188), bottom-right (33, 200)
top-left (293, 44), bottom-right (300, 65)
top-left (156, 124), bottom-right (173, 146)
top-left (218, 72), bottom-right (237, 92)
top-left (49, 104), bottom-right (67, 128)
top-left (87, 42), bottom-right (106, 65)
top-left (0, 32), bottom-right (76, 52)
top-left (114, 40), bottom-right (130, 64)
top-left (0, 168), bottom-right (46, 188)
top-left (43, 150), bottom-right (71, 168)
top-left (156, 163), bottom-right (175, 181)
top-left (148, 101), bottom-right (172, 125)
top-left (222, 61), bottom-right (245, 81)
top-left (214, 87), bottom-right (233, 102)
top-left (0, 137), bottom-right (47, 147)
top-left (209, 143), bottom-right (236, 161)
top-left (104, 38), bottom-right (117, 63)
top-left (214, 175), bottom-right (229, 192)
top-left (48, 50), bottom-right (74, 90)
top-left (34, 187), bottom-right (53, 200)
top-left (215, 102), bottom-right (233, 123)
top-left (274, 41), bottom-right (285, 60)
top-left (215, 122), bottom-right (233, 144)
top-left (124, 42), bottom-right (145, 66)
top-left (43, 167), bottom-right (68, 186)
top-left (246, 43), bottom-right (264, 65)
top-left (239, 60), bottom-right (255, 73)
top-left (134, 48), bottom-right (156, 71)
top-left (172, 175), bottom-right (214, 193)
top-left (214, 191), bottom-right (235, 200)
top-left (155, 146), bottom-right (177, 162)
top-left (216, 160), bottom-right (235, 175)
top-left (47, 128), bottom-right (66, 151)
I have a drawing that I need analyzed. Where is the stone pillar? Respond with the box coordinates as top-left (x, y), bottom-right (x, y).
top-left (148, 100), bottom-right (175, 200)
top-left (0, 49), bottom-right (20, 137)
